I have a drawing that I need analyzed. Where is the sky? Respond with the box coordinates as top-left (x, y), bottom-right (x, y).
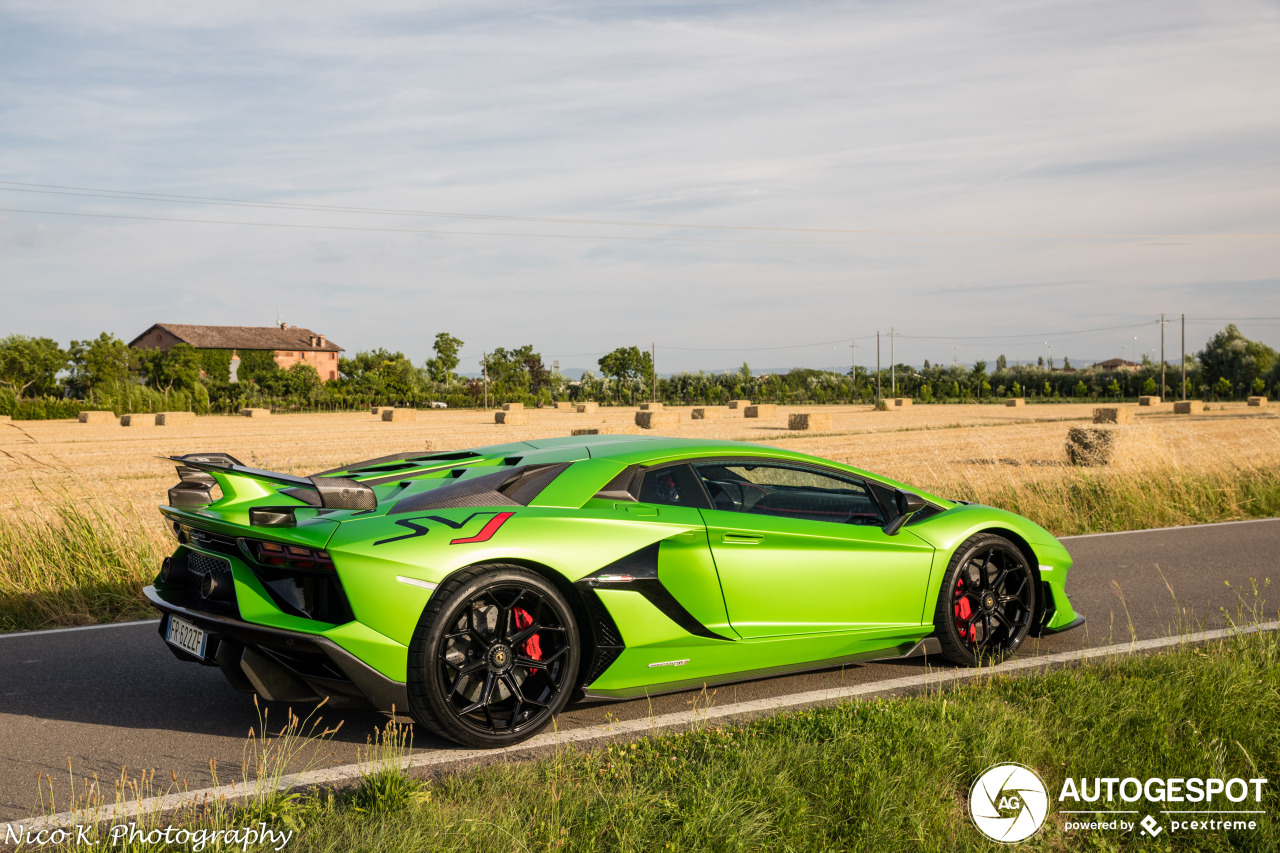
top-left (2, 0), bottom-right (1279, 374)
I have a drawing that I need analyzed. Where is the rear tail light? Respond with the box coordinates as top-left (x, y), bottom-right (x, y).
top-left (244, 540), bottom-right (336, 573)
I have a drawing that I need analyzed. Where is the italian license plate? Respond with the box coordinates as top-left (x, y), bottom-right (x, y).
top-left (165, 615), bottom-right (208, 660)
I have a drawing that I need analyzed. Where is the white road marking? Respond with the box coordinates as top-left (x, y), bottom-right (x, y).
top-left (1060, 516), bottom-right (1280, 540)
top-left (17, 619), bottom-right (1279, 832)
top-left (0, 619), bottom-right (157, 640)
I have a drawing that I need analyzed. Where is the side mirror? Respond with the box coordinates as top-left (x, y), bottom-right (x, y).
top-left (883, 490), bottom-right (928, 536)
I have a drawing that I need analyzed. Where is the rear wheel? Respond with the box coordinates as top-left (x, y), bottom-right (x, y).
top-left (934, 534), bottom-right (1035, 666)
top-left (407, 564), bottom-right (580, 748)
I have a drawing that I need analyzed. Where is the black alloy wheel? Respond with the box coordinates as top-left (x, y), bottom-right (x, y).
top-left (407, 564), bottom-right (579, 747)
top-left (934, 534), bottom-right (1036, 666)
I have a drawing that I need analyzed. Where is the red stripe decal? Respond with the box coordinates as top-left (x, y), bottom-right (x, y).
top-left (450, 512), bottom-right (515, 545)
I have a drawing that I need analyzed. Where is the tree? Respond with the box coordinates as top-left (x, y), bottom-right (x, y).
top-left (1197, 325), bottom-right (1276, 400)
top-left (1107, 379), bottom-right (1122, 399)
top-left (1037, 356), bottom-right (1044, 368)
top-left (1142, 377), bottom-right (1157, 396)
top-left (1074, 380), bottom-right (1088, 398)
top-left (0, 335), bottom-right (67, 396)
top-left (67, 333), bottom-right (131, 399)
top-left (1062, 356), bottom-right (1071, 370)
top-left (426, 333), bottom-right (464, 383)
top-left (1011, 381), bottom-right (1022, 398)
top-left (237, 350), bottom-right (281, 385)
top-left (996, 354), bottom-right (1007, 371)
top-left (138, 343), bottom-right (202, 393)
top-left (598, 346), bottom-right (654, 403)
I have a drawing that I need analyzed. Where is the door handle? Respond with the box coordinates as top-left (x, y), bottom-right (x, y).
top-left (722, 533), bottom-right (764, 545)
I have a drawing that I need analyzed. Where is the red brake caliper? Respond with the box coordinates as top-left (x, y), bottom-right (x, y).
top-left (513, 607), bottom-right (542, 672)
top-left (953, 578), bottom-right (972, 640)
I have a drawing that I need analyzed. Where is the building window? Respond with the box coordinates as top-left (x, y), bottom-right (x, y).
top-left (329, 371), bottom-right (336, 380)
top-left (330, 353), bottom-right (336, 360)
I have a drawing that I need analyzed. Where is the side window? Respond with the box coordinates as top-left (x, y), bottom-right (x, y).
top-left (636, 464), bottom-right (710, 509)
top-left (693, 462), bottom-right (883, 526)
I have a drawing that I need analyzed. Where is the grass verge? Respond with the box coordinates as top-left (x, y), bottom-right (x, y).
top-left (0, 499), bottom-right (166, 632)
top-left (40, 620), bottom-right (1279, 851)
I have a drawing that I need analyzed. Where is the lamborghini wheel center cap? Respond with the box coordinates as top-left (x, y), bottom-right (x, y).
top-left (487, 643), bottom-right (514, 673)
top-left (982, 593), bottom-right (996, 611)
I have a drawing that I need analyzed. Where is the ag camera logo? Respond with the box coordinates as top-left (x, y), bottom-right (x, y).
top-left (970, 763), bottom-right (1050, 843)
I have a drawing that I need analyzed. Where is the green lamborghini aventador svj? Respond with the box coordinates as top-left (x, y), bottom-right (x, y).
top-left (146, 435), bottom-right (1082, 747)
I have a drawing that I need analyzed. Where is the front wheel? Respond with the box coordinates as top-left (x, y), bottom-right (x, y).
top-left (933, 534), bottom-right (1036, 666)
top-left (407, 564), bottom-right (580, 747)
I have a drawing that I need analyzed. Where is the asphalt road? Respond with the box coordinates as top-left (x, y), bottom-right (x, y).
top-left (2, 518), bottom-right (1277, 822)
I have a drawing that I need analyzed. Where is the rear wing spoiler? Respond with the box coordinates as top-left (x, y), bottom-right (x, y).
top-left (163, 453), bottom-right (377, 511)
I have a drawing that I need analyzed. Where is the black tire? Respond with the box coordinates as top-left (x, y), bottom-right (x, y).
top-left (933, 534), bottom-right (1036, 666)
top-left (407, 564), bottom-right (580, 748)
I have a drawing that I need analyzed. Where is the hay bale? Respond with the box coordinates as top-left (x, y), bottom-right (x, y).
top-left (240, 408), bottom-right (271, 418)
top-left (555, 401), bottom-right (577, 411)
top-left (156, 411), bottom-right (195, 426)
top-left (119, 413), bottom-right (155, 427)
top-left (1138, 396), bottom-right (1161, 406)
top-left (728, 399), bottom-right (751, 410)
top-left (691, 407), bottom-right (725, 420)
top-left (576, 402), bottom-right (599, 414)
top-left (1066, 427), bottom-right (1122, 466)
top-left (501, 402), bottom-right (524, 411)
top-left (571, 427), bottom-right (614, 436)
top-left (639, 402), bottom-right (663, 410)
top-left (0, 414), bottom-right (10, 423)
top-left (372, 406), bottom-right (395, 417)
top-left (1092, 407), bottom-right (1133, 425)
top-left (744, 404), bottom-right (777, 418)
top-left (788, 412), bottom-right (830, 431)
top-left (635, 411), bottom-right (680, 430)
top-left (1248, 396), bottom-right (1267, 407)
top-left (382, 408), bottom-right (417, 422)
top-left (495, 410), bottom-right (529, 425)
top-left (1006, 398), bottom-right (1025, 407)
top-left (894, 398), bottom-right (912, 407)
top-left (1173, 401), bottom-right (1193, 414)
top-left (78, 411), bottom-right (117, 424)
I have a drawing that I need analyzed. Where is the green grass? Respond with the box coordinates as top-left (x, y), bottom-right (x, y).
top-left (46, 618), bottom-right (1280, 852)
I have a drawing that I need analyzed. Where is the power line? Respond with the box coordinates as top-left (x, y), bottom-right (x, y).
top-left (3, 180), bottom-right (1278, 242)
top-left (0, 206), bottom-right (940, 247)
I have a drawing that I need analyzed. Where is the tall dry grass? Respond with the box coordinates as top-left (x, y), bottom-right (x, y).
top-left (0, 497), bottom-right (167, 631)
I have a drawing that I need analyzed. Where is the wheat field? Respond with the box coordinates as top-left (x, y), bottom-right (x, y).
top-left (1, 402), bottom-right (1276, 514)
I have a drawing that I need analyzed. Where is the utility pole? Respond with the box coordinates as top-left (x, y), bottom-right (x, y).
top-left (1159, 314), bottom-right (1167, 398)
top-left (482, 352), bottom-right (488, 410)
top-left (890, 327), bottom-right (896, 396)
top-left (651, 343), bottom-right (656, 403)
top-left (1181, 313), bottom-right (1186, 400)
top-left (850, 340), bottom-right (857, 388)
top-left (876, 331), bottom-right (881, 401)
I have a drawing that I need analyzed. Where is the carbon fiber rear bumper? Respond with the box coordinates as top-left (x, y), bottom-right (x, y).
top-left (144, 585), bottom-right (408, 712)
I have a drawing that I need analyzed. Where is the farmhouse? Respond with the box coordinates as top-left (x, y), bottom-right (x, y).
top-left (1091, 357), bottom-right (1140, 371)
top-left (129, 323), bottom-right (344, 381)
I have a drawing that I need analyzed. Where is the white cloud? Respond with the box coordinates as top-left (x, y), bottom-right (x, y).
top-left (1, 0), bottom-right (1278, 369)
